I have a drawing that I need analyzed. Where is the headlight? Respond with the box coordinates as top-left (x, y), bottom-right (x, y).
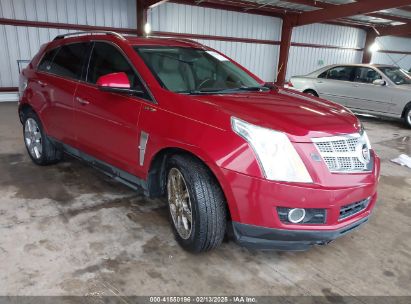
top-left (361, 127), bottom-right (372, 149)
top-left (231, 117), bottom-right (312, 183)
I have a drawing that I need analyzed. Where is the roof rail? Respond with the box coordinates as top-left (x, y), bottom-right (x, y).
top-left (53, 31), bottom-right (125, 41)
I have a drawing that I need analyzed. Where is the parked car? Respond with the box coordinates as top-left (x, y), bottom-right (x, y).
top-left (288, 64), bottom-right (411, 128)
top-left (18, 32), bottom-right (380, 253)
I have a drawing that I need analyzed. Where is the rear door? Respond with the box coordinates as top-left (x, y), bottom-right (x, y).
top-left (315, 66), bottom-right (356, 106)
top-left (35, 42), bottom-right (91, 146)
top-left (74, 41), bottom-right (150, 175)
top-left (346, 67), bottom-right (393, 113)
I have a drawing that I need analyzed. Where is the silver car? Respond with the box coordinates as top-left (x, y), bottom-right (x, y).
top-left (288, 64), bottom-right (411, 128)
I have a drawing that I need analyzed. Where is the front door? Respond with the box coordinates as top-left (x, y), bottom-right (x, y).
top-left (346, 67), bottom-right (393, 113)
top-left (74, 42), bottom-right (150, 176)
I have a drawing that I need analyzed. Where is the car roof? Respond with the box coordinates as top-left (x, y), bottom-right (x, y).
top-left (48, 32), bottom-right (208, 50)
top-left (125, 35), bottom-right (205, 48)
top-left (324, 63), bottom-right (398, 69)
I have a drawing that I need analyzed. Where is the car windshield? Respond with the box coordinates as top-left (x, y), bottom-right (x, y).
top-left (378, 67), bottom-right (411, 85)
top-left (134, 46), bottom-right (263, 94)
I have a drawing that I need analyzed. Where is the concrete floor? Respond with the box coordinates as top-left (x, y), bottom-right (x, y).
top-left (0, 101), bottom-right (410, 296)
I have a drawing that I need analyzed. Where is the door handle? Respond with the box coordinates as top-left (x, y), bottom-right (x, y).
top-left (143, 105), bottom-right (157, 112)
top-left (76, 97), bottom-right (90, 105)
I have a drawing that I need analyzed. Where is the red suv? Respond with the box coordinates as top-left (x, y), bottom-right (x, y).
top-left (19, 31), bottom-right (380, 252)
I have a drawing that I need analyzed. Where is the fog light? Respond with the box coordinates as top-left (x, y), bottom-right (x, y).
top-left (277, 207), bottom-right (326, 224)
top-left (288, 208), bottom-right (306, 223)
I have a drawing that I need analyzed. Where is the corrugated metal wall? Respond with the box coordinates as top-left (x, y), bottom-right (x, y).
top-left (286, 24), bottom-right (366, 80)
top-left (0, 0), bottom-right (136, 88)
top-left (2, 0), bottom-right (409, 91)
top-left (371, 36), bottom-right (411, 70)
top-left (0, 0), bottom-right (136, 28)
top-left (148, 3), bottom-right (282, 81)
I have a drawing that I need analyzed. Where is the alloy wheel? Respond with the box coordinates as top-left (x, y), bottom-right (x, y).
top-left (24, 118), bottom-right (42, 159)
top-left (167, 168), bottom-right (193, 240)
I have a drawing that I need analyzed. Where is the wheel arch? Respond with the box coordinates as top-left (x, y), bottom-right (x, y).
top-left (18, 103), bottom-right (36, 124)
top-left (303, 89), bottom-right (319, 97)
top-left (146, 147), bottom-right (234, 221)
top-left (401, 101), bottom-right (411, 118)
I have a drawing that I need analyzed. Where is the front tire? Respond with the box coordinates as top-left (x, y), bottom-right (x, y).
top-left (23, 111), bottom-right (62, 165)
top-left (166, 155), bottom-right (226, 253)
top-left (404, 106), bottom-right (411, 128)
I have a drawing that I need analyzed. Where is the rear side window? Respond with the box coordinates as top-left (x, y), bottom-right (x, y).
top-left (87, 42), bottom-right (142, 90)
top-left (38, 48), bottom-right (60, 72)
top-left (48, 43), bottom-right (90, 80)
top-left (321, 66), bottom-right (355, 82)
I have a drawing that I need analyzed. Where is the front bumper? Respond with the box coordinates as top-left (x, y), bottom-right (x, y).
top-left (232, 216), bottom-right (369, 251)
top-left (217, 150), bottom-right (380, 250)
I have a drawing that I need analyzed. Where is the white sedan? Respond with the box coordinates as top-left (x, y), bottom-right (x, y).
top-left (288, 64), bottom-right (411, 128)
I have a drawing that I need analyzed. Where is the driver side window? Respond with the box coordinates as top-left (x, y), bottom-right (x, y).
top-left (353, 67), bottom-right (382, 84)
top-left (87, 42), bottom-right (143, 91)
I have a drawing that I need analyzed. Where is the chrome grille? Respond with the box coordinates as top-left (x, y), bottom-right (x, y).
top-left (312, 133), bottom-right (372, 173)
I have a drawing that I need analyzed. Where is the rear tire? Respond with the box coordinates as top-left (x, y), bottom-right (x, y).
top-left (23, 111), bottom-right (62, 165)
top-left (166, 154), bottom-right (226, 253)
top-left (404, 106), bottom-right (411, 129)
top-left (303, 89), bottom-right (319, 97)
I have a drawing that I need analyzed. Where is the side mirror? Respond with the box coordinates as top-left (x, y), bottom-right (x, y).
top-left (372, 79), bottom-right (386, 86)
top-left (97, 72), bottom-right (144, 95)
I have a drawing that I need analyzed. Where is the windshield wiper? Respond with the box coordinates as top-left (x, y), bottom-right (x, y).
top-left (191, 86), bottom-right (269, 94)
top-left (237, 86), bottom-right (270, 91)
top-left (177, 86), bottom-right (270, 95)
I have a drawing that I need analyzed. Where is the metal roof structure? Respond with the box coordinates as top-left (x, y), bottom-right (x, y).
top-left (136, 0), bottom-right (411, 84)
top-left (162, 0), bottom-right (411, 37)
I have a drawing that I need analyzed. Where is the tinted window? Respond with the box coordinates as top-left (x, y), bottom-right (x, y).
top-left (49, 43), bottom-right (90, 79)
top-left (87, 42), bottom-right (141, 89)
top-left (353, 67), bottom-right (382, 84)
top-left (324, 66), bottom-right (355, 81)
top-left (38, 47), bottom-right (60, 72)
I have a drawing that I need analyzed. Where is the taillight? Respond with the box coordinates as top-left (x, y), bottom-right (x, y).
top-left (19, 74), bottom-right (28, 98)
top-left (287, 81), bottom-right (293, 88)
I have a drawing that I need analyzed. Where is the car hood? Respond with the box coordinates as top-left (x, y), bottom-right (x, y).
top-left (190, 89), bottom-right (361, 142)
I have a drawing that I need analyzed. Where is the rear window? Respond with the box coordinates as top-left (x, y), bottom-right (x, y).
top-left (43, 43), bottom-right (90, 80)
